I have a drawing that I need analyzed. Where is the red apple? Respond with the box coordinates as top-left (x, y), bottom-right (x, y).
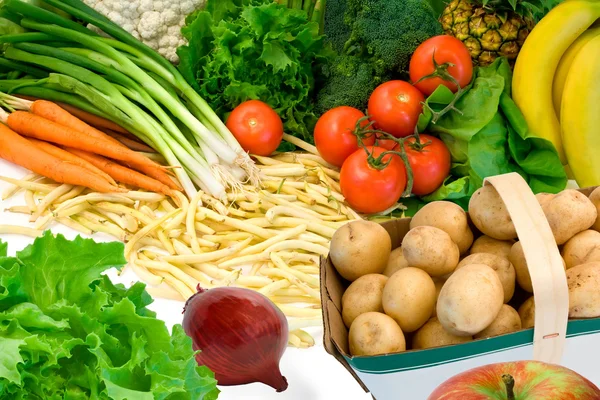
top-left (428, 361), bottom-right (600, 400)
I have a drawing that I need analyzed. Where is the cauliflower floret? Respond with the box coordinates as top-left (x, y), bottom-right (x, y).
top-left (87, 0), bottom-right (207, 63)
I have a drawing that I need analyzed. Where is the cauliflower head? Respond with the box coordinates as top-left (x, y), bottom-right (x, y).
top-left (84, 0), bottom-right (206, 63)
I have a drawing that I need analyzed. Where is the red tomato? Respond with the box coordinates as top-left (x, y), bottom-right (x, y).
top-left (226, 100), bottom-right (283, 156)
top-left (340, 147), bottom-right (407, 214)
top-left (314, 106), bottom-right (375, 167)
top-left (409, 35), bottom-right (474, 97)
top-left (367, 81), bottom-right (425, 138)
top-left (404, 134), bottom-right (451, 196)
top-left (375, 134), bottom-right (399, 150)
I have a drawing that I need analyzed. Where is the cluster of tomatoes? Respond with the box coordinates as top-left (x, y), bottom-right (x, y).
top-left (225, 35), bottom-right (474, 215)
top-left (314, 35), bottom-right (474, 214)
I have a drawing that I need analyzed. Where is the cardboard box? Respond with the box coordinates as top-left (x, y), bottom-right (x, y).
top-left (320, 173), bottom-right (600, 399)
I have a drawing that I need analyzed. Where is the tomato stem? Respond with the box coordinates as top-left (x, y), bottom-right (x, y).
top-left (413, 51), bottom-right (466, 125)
top-left (352, 117), bottom-right (415, 197)
top-left (502, 374), bottom-right (516, 400)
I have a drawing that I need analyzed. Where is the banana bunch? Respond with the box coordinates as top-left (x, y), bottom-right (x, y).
top-left (512, 0), bottom-right (600, 187)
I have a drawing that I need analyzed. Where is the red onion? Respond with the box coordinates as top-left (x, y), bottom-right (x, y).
top-left (182, 285), bottom-right (289, 392)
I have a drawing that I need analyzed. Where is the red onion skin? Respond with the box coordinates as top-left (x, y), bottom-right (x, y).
top-left (182, 287), bottom-right (289, 392)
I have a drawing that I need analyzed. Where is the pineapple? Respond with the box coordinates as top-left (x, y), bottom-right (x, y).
top-left (440, 0), bottom-right (545, 67)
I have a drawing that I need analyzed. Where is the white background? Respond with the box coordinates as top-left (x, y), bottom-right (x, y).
top-left (0, 160), bottom-right (371, 400)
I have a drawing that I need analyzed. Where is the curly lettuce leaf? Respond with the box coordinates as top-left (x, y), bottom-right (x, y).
top-left (177, 0), bottom-right (333, 148)
top-left (0, 233), bottom-right (219, 400)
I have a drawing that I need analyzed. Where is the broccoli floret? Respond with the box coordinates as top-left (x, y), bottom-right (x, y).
top-left (315, 54), bottom-right (384, 114)
top-left (345, 0), bottom-right (443, 77)
top-left (323, 0), bottom-right (352, 53)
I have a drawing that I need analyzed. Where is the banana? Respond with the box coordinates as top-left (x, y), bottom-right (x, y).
top-left (553, 26), bottom-right (600, 118)
top-left (512, 0), bottom-right (600, 165)
top-left (561, 34), bottom-right (600, 187)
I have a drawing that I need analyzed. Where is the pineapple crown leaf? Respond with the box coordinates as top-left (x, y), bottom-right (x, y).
top-left (479, 0), bottom-right (560, 20)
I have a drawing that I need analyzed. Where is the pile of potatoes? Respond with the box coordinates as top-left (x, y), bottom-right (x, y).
top-left (329, 185), bottom-right (600, 357)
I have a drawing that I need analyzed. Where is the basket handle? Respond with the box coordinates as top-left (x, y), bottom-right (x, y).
top-left (484, 173), bottom-right (569, 364)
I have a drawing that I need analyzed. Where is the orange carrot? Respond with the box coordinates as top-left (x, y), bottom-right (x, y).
top-left (28, 138), bottom-right (118, 186)
top-left (65, 148), bottom-right (175, 197)
top-left (15, 96), bottom-right (130, 135)
top-left (0, 123), bottom-right (124, 193)
top-left (6, 110), bottom-right (181, 191)
top-left (103, 129), bottom-right (156, 153)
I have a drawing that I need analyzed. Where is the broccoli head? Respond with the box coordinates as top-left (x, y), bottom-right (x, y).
top-left (323, 0), bottom-right (352, 53)
top-left (314, 54), bottom-right (384, 114)
top-left (344, 0), bottom-right (444, 77)
top-left (315, 0), bottom-right (443, 116)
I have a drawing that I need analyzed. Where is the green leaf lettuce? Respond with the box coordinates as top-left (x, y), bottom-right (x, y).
top-left (0, 233), bottom-right (219, 400)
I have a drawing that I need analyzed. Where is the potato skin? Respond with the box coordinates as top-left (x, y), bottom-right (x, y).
top-left (474, 304), bottom-right (522, 339)
top-left (566, 262), bottom-right (600, 318)
top-left (342, 274), bottom-right (388, 328)
top-left (542, 189), bottom-right (597, 245)
top-left (590, 187), bottom-right (600, 232)
top-left (348, 312), bottom-right (406, 356)
top-left (510, 241), bottom-right (566, 293)
top-left (536, 192), bottom-right (556, 209)
top-left (470, 235), bottom-right (514, 259)
top-left (562, 230), bottom-right (600, 270)
top-left (382, 268), bottom-right (436, 333)
top-left (437, 264), bottom-right (504, 337)
top-left (383, 247), bottom-right (409, 277)
top-left (518, 296), bottom-right (535, 329)
top-left (457, 253), bottom-right (516, 303)
top-left (410, 201), bottom-right (474, 254)
top-left (330, 220), bottom-right (391, 281)
top-left (468, 186), bottom-right (517, 241)
top-left (412, 318), bottom-right (472, 350)
top-left (509, 242), bottom-right (533, 293)
top-left (402, 226), bottom-right (459, 277)
top-left (431, 279), bottom-right (446, 318)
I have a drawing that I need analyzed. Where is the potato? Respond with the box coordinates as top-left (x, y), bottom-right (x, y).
top-left (410, 201), bottom-right (474, 254)
top-left (412, 318), bottom-right (473, 350)
top-left (383, 247), bottom-right (409, 277)
top-left (469, 186), bottom-right (517, 241)
top-left (518, 296), bottom-right (535, 329)
top-left (437, 264), bottom-right (504, 336)
top-left (474, 305), bottom-right (522, 339)
top-left (590, 187), bottom-right (600, 232)
top-left (402, 226), bottom-right (459, 277)
top-left (542, 189), bottom-right (597, 245)
top-left (330, 220), bottom-right (392, 281)
top-left (342, 274), bottom-right (388, 328)
top-left (536, 192), bottom-right (556, 209)
top-left (457, 253), bottom-right (515, 303)
top-left (431, 279), bottom-right (446, 318)
top-left (566, 262), bottom-right (600, 318)
top-left (562, 230), bottom-right (600, 269)
top-left (509, 241), bottom-right (566, 293)
top-left (382, 267), bottom-right (436, 333)
top-left (348, 312), bottom-right (406, 356)
top-left (470, 235), bottom-right (514, 258)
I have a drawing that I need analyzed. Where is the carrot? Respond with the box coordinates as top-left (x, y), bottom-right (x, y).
top-left (0, 123), bottom-right (124, 193)
top-left (103, 129), bottom-right (156, 153)
top-left (15, 96), bottom-right (130, 135)
top-left (65, 148), bottom-right (176, 197)
top-left (56, 101), bottom-right (131, 134)
top-left (6, 109), bottom-right (181, 191)
top-left (28, 102), bottom-right (179, 187)
top-left (28, 138), bottom-right (118, 186)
